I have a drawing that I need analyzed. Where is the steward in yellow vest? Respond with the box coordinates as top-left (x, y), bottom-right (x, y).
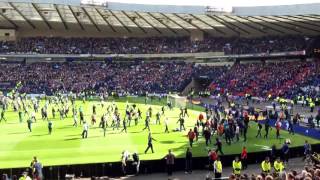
top-left (274, 157), bottom-right (284, 173)
top-left (232, 157), bottom-right (242, 175)
top-left (310, 101), bottom-right (315, 112)
top-left (261, 157), bottom-right (271, 173)
top-left (214, 157), bottom-right (223, 179)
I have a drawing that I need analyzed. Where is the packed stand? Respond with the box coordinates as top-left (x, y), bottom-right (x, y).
top-left (0, 62), bottom-right (194, 95)
top-left (209, 61), bottom-right (320, 99)
top-left (292, 61), bottom-right (320, 99)
top-left (0, 35), bottom-right (310, 55)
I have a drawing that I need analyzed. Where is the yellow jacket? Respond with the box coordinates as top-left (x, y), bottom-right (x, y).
top-left (274, 161), bottom-right (284, 172)
top-left (214, 160), bottom-right (222, 173)
top-left (232, 160), bottom-right (242, 175)
top-left (261, 160), bottom-right (271, 172)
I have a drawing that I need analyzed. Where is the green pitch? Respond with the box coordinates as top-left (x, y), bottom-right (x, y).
top-left (0, 97), bottom-right (318, 169)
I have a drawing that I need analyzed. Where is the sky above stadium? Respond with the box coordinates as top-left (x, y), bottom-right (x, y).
top-left (98, 0), bottom-right (320, 6)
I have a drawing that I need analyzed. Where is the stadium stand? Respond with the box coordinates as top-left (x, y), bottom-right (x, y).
top-left (1, 60), bottom-right (320, 99)
top-left (209, 61), bottom-right (320, 99)
top-left (0, 35), bottom-right (311, 54)
top-left (0, 62), bottom-right (194, 94)
top-left (1, 1), bottom-right (320, 180)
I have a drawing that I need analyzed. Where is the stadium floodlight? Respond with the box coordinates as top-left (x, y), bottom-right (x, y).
top-left (205, 5), bottom-right (232, 15)
top-left (81, 0), bottom-right (108, 7)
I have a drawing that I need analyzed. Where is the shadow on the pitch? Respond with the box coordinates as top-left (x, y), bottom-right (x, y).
top-left (4, 122), bottom-right (22, 125)
top-left (56, 126), bottom-right (74, 129)
top-left (64, 137), bottom-right (82, 141)
top-left (8, 131), bottom-right (28, 135)
top-left (159, 140), bottom-right (176, 144)
top-left (64, 135), bottom-right (101, 141)
top-left (65, 134), bottom-right (79, 137)
top-left (32, 134), bottom-right (49, 137)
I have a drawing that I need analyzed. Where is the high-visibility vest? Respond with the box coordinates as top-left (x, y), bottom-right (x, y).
top-left (274, 161), bottom-right (284, 172)
top-left (310, 102), bottom-right (315, 108)
top-left (232, 160), bottom-right (242, 175)
top-left (261, 161), bottom-right (271, 172)
top-left (214, 160), bottom-right (222, 173)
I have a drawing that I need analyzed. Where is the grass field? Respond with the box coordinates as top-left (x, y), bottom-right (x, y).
top-left (0, 97), bottom-right (318, 169)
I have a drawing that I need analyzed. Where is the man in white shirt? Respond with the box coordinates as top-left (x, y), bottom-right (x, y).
top-left (82, 121), bottom-right (88, 139)
top-left (164, 117), bottom-right (169, 133)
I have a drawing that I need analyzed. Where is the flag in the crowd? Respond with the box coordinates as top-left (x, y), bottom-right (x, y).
top-left (191, 99), bottom-right (201, 105)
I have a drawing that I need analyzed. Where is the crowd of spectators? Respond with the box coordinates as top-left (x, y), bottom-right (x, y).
top-left (209, 61), bottom-right (320, 99)
top-left (0, 60), bottom-right (319, 99)
top-left (0, 61), bottom-right (194, 94)
top-left (0, 35), bottom-right (310, 55)
top-left (293, 61), bottom-right (320, 99)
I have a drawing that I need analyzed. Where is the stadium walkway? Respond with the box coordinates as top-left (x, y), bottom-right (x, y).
top-left (79, 157), bottom-right (307, 180)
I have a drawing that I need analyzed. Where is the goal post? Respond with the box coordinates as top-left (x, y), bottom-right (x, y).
top-left (167, 94), bottom-right (188, 108)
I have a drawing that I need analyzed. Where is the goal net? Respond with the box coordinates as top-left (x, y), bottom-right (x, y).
top-left (167, 94), bottom-right (187, 108)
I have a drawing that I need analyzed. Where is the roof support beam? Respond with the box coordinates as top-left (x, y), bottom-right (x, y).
top-left (247, 16), bottom-right (285, 34)
top-left (109, 10), bottom-right (131, 33)
top-left (286, 15), bottom-right (320, 29)
top-left (214, 15), bottom-right (250, 35)
top-left (225, 15), bottom-right (267, 34)
top-left (253, 16), bottom-right (302, 33)
top-left (174, 13), bottom-right (213, 35)
top-left (54, 4), bottom-right (68, 30)
top-left (122, 11), bottom-right (147, 34)
top-left (309, 14), bottom-right (320, 19)
top-left (0, 11), bottom-right (18, 29)
top-left (160, 13), bottom-right (190, 34)
top-left (95, 8), bottom-right (116, 33)
top-left (262, 16), bottom-right (319, 33)
top-left (189, 14), bottom-right (225, 35)
top-left (68, 5), bottom-right (85, 30)
top-left (8, 2), bottom-right (35, 29)
top-left (274, 15), bottom-right (320, 33)
top-left (82, 7), bottom-right (101, 32)
top-left (135, 12), bottom-right (162, 34)
top-left (31, 3), bottom-right (52, 29)
top-left (147, 12), bottom-right (177, 34)
top-left (207, 15), bottom-right (241, 36)
top-left (300, 14), bottom-right (320, 20)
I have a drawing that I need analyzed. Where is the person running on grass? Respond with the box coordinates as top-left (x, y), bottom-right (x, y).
top-left (121, 118), bottom-right (127, 133)
top-left (0, 109), bottom-right (7, 122)
top-left (48, 120), bottom-right (53, 135)
top-left (27, 117), bottom-right (33, 132)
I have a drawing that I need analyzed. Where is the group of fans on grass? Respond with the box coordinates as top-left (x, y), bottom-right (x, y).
top-left (1, 88), bottom-right (320, 180)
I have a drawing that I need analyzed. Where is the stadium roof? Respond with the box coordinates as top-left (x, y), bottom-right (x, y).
top-left (1, 2), bottom-right (320, 36)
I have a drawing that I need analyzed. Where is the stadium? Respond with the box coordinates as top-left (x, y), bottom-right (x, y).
top-left (0, 0), bottom-right (320, 179)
